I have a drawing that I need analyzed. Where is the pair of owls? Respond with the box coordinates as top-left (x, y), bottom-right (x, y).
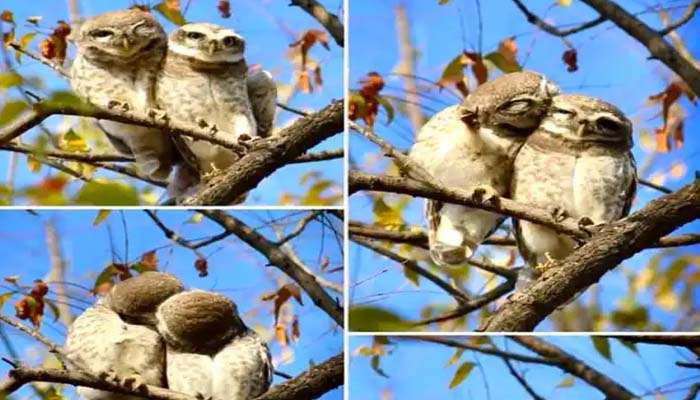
top-left (70, 8), bottom-right (277, 197)
top-left (410, 71), bottom-right (636, 287)
top-left (64, 272), bottom-right (272, 400)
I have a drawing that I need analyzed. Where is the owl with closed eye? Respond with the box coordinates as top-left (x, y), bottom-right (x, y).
top-left (512, 94), bottom-right (636, 290)
top-left (156, 23), bottom-right (264, 200)
top-left (71, 9), bottom-right (176, 180)
top-left (409, 71), bottom-right (559, 266)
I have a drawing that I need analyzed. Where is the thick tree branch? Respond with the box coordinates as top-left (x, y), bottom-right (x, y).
top-left (182, 100), bottom-right (343, 205)
top-left (289, 0), bottom-right (344, 47)
top-left (201, 210), bottom-right (343, 326)
top-left (481, 178), bottom-right (700, 332)
top-left (0, 143), bottom-right (132, 163)
top-left (579, 0), bottom-right (700, 96)
top-left (350, 171), bottom-right (587, 240)
top-left (512, 336), bottom-right (636, 400)
top-left (254, 353), bottom-right (343, 400)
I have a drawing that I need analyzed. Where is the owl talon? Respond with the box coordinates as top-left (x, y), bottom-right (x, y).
top-left (534, 252), bottom-right (557, 274)
top-left (197, 118), bottom-right (209, 128)
top-left (548, 206), bottom-right (568, 223)
top-left (471, 185), bottom-right (499, 205)
top-left (147, 108), bottom-right (168, 121)
top-left (209, 125), bottom-right (219, 135)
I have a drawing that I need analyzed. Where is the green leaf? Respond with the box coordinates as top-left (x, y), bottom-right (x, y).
top-left (484, 51), bottom-right (521, 73)
top-left (591, 336), bottom-right (612, 361)
top-left (14, 32), bottom-right (37, 63)
top-left (438, 0), bottom-right (451, 4)
top-left (616, 339), bottom-right (638, 354)
top-left (74, 181), bottom-right (140, 206)
top-left (42, 91), bottom-right (92, 113)
top-left (0, 100), bottom-right (28, 127)
top-left (437, 53), bottom-right (466, 88)
top-left (377, 96), bottom-right (395, 125)
top-left (92, 210), bottom-right (111, 226)
top-left (187, 213), bottom-right (204, 224)
top-left (448, 362), bottom-right (474, 389)
top-left (0, 292), bottom-right (14, 308)
top-left (446, 348), bottom-right (464, 366)
top-left (349, 306), bottom-right (413, 332)
top-left (154, 2), bottom-right (186, 26)
top-left (0, 71), bottom-right (22, 89)
top-left (556, 375), bottom-right (575, 388)
top-left (371, 355), bottom-right (389, 378)
top-left (44, 299), bottom-right (61, 323)
top-left (404, 265), bottom-right (419, 287)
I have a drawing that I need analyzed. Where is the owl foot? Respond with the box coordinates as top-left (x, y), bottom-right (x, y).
top-left (195, 393), bottom-right (213, 400)
top-left (196, 118), bottom-right (210, 129)
top-left (470, 185), bottom-right (499, 206)
top-left (120, 374), bottom-right (147, 392)
top-left (548, 206), bottom-right (568, 223)
top-left (147, 108), bottom-right (169, 122)
top-left (534, 252), bottom-right (557, 274)
top-left (577, 216), bottom-right (597, 236)
top-left (107, 100), bottom-right (131, 113)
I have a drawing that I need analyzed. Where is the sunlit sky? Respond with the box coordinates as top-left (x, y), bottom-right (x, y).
top-left (0, 0), bottom-right (344, 205)
top-left (0, 209), bottom-right (343, 399)
top-left (348, 0), bottom-right (700, 331)
top-left (349, 335), bottom-right (700, 399)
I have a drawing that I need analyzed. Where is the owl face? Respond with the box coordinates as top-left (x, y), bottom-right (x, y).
top-left (460, 71), bottom-right (560, 135)
top-left (542, 94), bottom-right (632, 146)
top-left (77, 9), bottom-right (166, 62)
top-left (168, 23), bottom-right (245, 64)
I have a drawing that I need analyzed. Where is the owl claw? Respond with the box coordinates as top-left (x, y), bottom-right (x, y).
top-left (534, 252), bottom-right (557, 274)
top-left (209, 125), bottom-right (219, 136)
top-left (195, 393), bottom-right (212, 400)
top-left (197, 118), bottom-right (209, 128)
top-left (471, 185), bottom-right (499, 206)
top-left (548, 206), bottom-right (568, 223)
top-left (147, 108), bottom-right (168, 121)
top-left (121, 374), bottom-right (146, 391)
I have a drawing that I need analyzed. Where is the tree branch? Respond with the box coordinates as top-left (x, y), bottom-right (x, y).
top-left (289, 0), bottom-right (344, 47)
top-left (659, 0), bottom-right (700, 35)
top-left (512, 336), bottom-right (636, 400)
top-left (253, 353), bottom-right (343, 400)
top-left (182, 100), bottom-right (343, 205)
top-left (288, 148), bottom-right (343, 164)
top-left (501, 357), bottom-right (545, 400)
top-left (481, 178), bottom-right (700, 331)
top-left (511, 0), bottom-right (606, 42)
top-left (201, 210), bottom-right (343, 327)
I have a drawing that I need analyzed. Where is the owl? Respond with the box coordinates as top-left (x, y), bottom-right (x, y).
top-left (64, 272), bottom-right (184, 399)
top-left (409, 71), bottom-right (559, 266)
top-left (156, 23), bottom-right (260, 198)
top-left (512, 94), bottom-right (636, 286)
top-left (155, 290), bottom-right (272, 400)
top-left (247, 68), bottom-right (277, 138)
top-left (71, 9), bottom-right (176, 180)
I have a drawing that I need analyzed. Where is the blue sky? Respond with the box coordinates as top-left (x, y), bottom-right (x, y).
top-left (0, 209), bottom-right (343, 399)
top-left (348, 0), bottom-right (700, 331)
top-left (349, 335), bottom-right (700, 399)
top-left (0, 0), bottom-right (343, 205)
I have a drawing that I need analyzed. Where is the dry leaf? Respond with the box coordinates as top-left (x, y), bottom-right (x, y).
top-left (562, 48), bottom-right (578, 72)
top-left (218, 0), bottom-right (231, 18)
top-left (194, 257), bottom-right (208, 277)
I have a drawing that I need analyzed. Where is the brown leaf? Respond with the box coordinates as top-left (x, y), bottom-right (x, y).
top-left (14, 280), bottom-right (49, 327)
top-left (0, 10), bottom-right (13, 23)
top-left (290, 29), bottom-right (330, 66)
top-left (313, 65), bottom-right (323, 88)
top-left (30, 280), bottom-right (49, 298)
top-left (463, 52), bottom-right (488, 85)
top-left (498, 36), bottom-right (518, 65)
top-left (291, 315), bottom-right (300, 342)
top-left (655, 128), bottom-right (670, 153)
top-left (140, 250), bottom-right (158, 271)
top-left (349, 72), bottom-right (385, 126)
top-left (194, 257), bottom-right (208, 277)
top-left (218, 0), bottom-right (231, 18)
top-left (297, 70), bottom-right (311, 93)
top-left (39, 38), bottom-right (56, 60)
top-left (562, 48), bottom-right (578, 72)
top-left (4, 275), bottom-right (19, 284)
top-left (164, 0), bottom-right (180, 12)
top-left (274, 323), bottom-right (288, 347)
top-left (263, 283), bottom-right (304, 323)
top-left (38, 176), bottom-right (68, 193)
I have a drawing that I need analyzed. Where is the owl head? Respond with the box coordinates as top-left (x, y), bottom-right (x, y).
top-left (460, 70), bottom-right (559, 135)
top-left (76, 9), bottom-right (166, 63)
top-left (155, 290), bottom-right (246, 353)
top-left (103, 271), bottom-right (184, 326)
top-left (168, 23), bottom-right (245, 65)
top-left (543, 94), bottom-right (632, 147)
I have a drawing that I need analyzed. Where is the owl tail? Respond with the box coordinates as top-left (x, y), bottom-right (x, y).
top-left (425, 200), bottom-right (477, 266)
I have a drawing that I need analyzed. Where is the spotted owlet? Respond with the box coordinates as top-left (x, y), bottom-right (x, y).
top-left (156, 23), bottom-right (271, 198)
top-left (409, 71), bottom-right (559, 266)
top-left (64, 272), bottom-right (184, 399)
top-left (70, 9), bottom-right (176, 180)
top-left (512, 94), bottom-right (636, 285)
top-left (155, 290), bottom-right (272, 400)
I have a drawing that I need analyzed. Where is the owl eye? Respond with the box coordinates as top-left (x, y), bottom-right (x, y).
top-left (500, 99), bottom-right (533, 113)
top-left (90, 29), bottom-right (114, 38)
top-left (187, 31), bottom-right (205, 40)
top-left (222, 36), bottom-right (241, 47)
top-left (552, 107), bottom-right (575, 116)
top-left (597, 117), bottom-right (623, 131)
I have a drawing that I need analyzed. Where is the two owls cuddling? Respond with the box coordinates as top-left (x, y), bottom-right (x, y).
top-left (70, 8), bottom-right (277, 200)
top-left (410, 71), bottom-right (637, 288)
top-left (64, 272), bottom-right (271, 400)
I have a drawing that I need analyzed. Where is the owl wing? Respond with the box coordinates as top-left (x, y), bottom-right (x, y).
top-left (165, 348), bottom-right (214, 399)
top-left (212, 330), bottom-right (273, 400)
top-left (246, 70), bottom-right (277, 138)
top-left (621, 152), bottom-right (637, 218)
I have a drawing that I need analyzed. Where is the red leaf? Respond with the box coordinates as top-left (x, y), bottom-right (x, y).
top-left (194, 257), bottom-right (208, 277)
top-left (562, 49), bottom-right (578, 72)
top-left (217, 0), bottom-right (231, 18)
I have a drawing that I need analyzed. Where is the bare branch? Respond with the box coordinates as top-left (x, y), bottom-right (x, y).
top-left (288, 148), bottom-right (343, 164)
top-left (659, 0), bottom-right (700, 35)
top-left (511, 0), bottom-right (606, 42)
top-left (481, 178), bottom-right (700, 331)
top-left (0, 314), bottom-right (67, 366)
top-left (274, 211), bottom-right (321, 245)
top-left (394, 4), bottom-right (424, 131)
top-left (289, 0), bottom-right (344, 47)
top-left (0, 143), bottom-right (133, 163)
top-left (201, 210), bottom-right (343, 326)
top-left (512, 336), bottom-right (636, 400)
top-left (683, 383), bottom-right (700, 400)
top-left (501, 357), bottom-right (545, 400)
top-left (144, 210), bottom-right (206, 260)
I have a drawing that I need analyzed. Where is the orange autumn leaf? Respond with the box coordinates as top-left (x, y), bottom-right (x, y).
top-left (0, 10), bottom-right (13, 23)
top-left (648, 80), bottom-right (694, 152)
top-left (290, 29), bottom-right (329, 67)
top-left (655, 128), bottom-right (670, 153)
top-left (498, 37), bottom-right (518, 65)
top-left (140, 250), bottom-right (158, 271)
top-left (218, 0), bottom-right (231, 18)
top-left (262, 283), bottom-right (303, 323)
top-left (38, 176), bottom-right (68, 192)
top-left (349, 72), bottom-right (385, 127)
top-left (274, 323), bottom-right (288, 347)
top-left (14, 280), bottom-right (49, 327)
top-left (562, 48), bottom-right (578, 72)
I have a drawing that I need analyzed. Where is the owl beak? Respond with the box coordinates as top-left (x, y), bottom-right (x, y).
top-left (208, 41), bottom-right (219, 55)
top-left (122, 37), bottom-right (131, 51)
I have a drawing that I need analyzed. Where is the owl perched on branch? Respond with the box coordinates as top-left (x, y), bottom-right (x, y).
top-left (512, 94), bottom-right (636, 288)
top-left (70, 9), bottom-right (176, 180)
top-left (64, 272), bottom-right (184, 400)
top-left (156, 290), bottom-right (272, 400)
top-left (410, 71), bottom-right (559, 266)
top-left (156, 23), bottom-right (276, 199)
